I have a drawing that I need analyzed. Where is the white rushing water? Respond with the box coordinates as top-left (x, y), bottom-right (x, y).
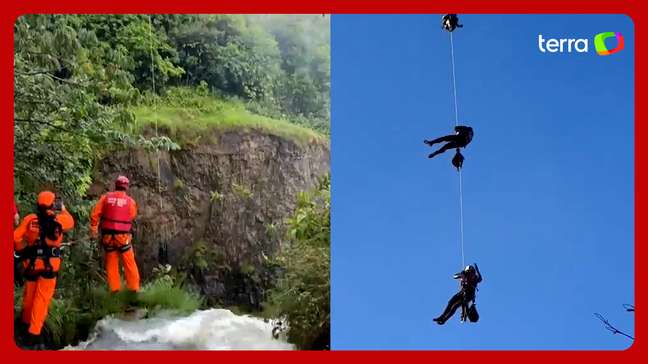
top-left (66, 308), bottom-right (293, 350)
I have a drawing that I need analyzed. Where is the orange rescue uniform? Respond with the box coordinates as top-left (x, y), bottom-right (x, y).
top-left (14, 209), bottom-right (74, 335)
top-left (90, 191), bottom-right (140, 293)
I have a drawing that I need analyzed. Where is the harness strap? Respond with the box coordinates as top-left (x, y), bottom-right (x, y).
top-left (18, 245), bottom-right (61, 279)
top-left (103, 242), bottom-right (132, 254)
top-left (102, 217), bottom-right (132, 224)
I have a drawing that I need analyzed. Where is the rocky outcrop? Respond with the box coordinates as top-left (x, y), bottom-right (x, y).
top-left (88, 130), bottom-right (329, 308)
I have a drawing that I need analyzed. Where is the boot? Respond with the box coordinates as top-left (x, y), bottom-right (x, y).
top-left (433, 317), bottom-right (446, 325)
top-left (22, 332), bottom-right (45, 350)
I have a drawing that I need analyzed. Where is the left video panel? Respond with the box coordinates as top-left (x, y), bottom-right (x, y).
top-left (13, 14), bottom-right (330, 350)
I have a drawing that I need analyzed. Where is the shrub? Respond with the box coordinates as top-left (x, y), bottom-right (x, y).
top-left (265, 175), bottom-right (330, 350)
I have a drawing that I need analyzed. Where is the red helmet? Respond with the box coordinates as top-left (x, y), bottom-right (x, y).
top-left (115, 175), bottom-right (130, 189)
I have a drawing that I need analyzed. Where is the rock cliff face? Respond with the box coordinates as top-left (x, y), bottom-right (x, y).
top-left (88, 130), bottom-right (329, 308)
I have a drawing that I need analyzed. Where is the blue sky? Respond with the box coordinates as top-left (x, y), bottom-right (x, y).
top-left (331, 14), bottom-right (634, 350)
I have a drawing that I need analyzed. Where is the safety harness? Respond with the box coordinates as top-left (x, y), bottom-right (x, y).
top-left (16, 215), bottom-right (63, 280)
top-left (102, 238), bottom-right (133, 253)
top-left (458, 271), bottom-right (480, 322)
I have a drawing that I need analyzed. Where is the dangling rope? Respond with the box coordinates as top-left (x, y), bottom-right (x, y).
top-left (147, 15), bottom-right (167, 263)
top-left (450, 32), bottom-right (459, 127)
top-left (449, 31), bottom-right (465, 269)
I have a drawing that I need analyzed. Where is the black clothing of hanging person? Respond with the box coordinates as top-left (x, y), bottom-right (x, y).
top-left (425, 125), bottom-right (473, 159)
top-left (442, 14), bottom-right (463, 32)
top-left (434, 263), bottom-right (482, 325)
top-left (451, 149), bottom-right (464, 170)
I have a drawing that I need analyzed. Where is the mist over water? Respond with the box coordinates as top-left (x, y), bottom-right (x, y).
top-left (67, 309), bottom-right (293, 350)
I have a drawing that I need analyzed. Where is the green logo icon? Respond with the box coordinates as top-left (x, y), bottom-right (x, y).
top-left (594, 32), bottom-right (624, 56)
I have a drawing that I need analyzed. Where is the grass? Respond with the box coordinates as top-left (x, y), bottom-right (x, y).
top-left (137, 276), bottom-right (203, 314)
top-left (130, 89), bottom-right (328, 147)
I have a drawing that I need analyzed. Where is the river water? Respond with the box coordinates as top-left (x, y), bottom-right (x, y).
top-left (66, 308), bottom-right (293, 350)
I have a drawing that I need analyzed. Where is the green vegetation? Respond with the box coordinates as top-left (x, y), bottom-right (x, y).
top-left (15, 14), bottom-right (329, 210)
top-left (173, 177), bottom-right (186, 190)
top-left (231, 182), bottom-right (254, 200)
top-left (138, 275), bottom-right (203, 313)
top-left (181, 240), bottom-right (228, 273)
top-left (210, 190), bottom-right (224, 203)
top-left (264, 176), bottom-right (330, 350)
top-left (14, 14), bottom-right (329, 350)
top-left (131, 87), bottom-right (327, 146)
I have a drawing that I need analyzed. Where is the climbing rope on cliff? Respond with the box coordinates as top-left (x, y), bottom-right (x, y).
top-left (147, 15), bottom-right (169, 263)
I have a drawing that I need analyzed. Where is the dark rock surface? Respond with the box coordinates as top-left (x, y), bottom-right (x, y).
top-left (89, 130), bottom-right (329, 308)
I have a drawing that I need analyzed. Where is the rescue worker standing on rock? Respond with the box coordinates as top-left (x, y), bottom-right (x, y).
top-left (90, 175), bottom-right (140, 293)
top-left (14, 191), bottom-right (74, 348)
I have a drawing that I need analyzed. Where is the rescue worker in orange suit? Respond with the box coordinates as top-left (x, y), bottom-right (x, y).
top-left (90, 175), bottom-right (140, 293)
top-left (14, 191), bottom-right (74, 346)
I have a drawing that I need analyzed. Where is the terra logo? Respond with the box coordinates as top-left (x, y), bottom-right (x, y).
top-left (594, 32), bottom-right (624, 55)
top-left (537, 32), bottom-right (624, 56)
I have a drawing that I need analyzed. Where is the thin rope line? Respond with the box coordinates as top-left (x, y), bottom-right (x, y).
top-left (450, 32), bottom-right (459, 126)
top-left (450, 31), bottom-right (465, 268)
top-left (458, 169), bottom-right (465, 268)
top-left (148, 16), bottom-right (165, 251)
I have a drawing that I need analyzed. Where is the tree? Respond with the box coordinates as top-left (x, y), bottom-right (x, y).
top-left (79, 15), bottom-right (184, 91)
top-left (171, 15), bottom-right (282, 100)
top-left (14, 15), bottom-right (178, 209)
top-left (14, 15), bottom-right (136, 207)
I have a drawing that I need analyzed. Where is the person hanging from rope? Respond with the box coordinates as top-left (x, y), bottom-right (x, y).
top-left (90, 175), bottom-right (141, 294)
top-left (442, 14), bottom-right (463, 32)
top-left (433, 263), bottom-right (482, 325)
top-left (14, 191), bottom-right (74, 349)
top-left (425, 125), bottom-right (473, 160)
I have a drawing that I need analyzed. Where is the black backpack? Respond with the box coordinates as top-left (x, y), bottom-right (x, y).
top-left (467, 303), bottom-right (479, 323)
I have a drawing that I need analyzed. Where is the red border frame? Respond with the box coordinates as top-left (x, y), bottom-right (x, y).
top-left (1, 0), bottom-right (643, 360)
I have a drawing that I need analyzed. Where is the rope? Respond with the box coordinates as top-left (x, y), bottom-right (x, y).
top-left (458, 169), bottom-right (465, 268)
top-left (450, 32), bottom-right (459, 127)
top-left (449, 30), bottom-right (465, 268)
top-left (147, 15), bottom-right (167, 259)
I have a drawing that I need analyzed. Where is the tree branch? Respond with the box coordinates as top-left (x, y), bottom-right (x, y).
top-left (14, 117), bottom-right (74, 133)
top-left (623, 304), bottom-right (635, 312)
top-left (594, 312), bottom-right (634, 340)
top-left (15, 69), bottom-right (88, 87)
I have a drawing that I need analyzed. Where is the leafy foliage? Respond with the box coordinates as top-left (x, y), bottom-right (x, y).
top-left (14, 15), bottom-right (134, 207)
top-left (265, 176), bottom-right (330, 350)
top-left (14, 14), bottom-right (329, 349)
top-left (15, 14), bottom-right (328, 210)
top-left (170, 15), bottom-right (330, 126)
top-left (79, 15), bottom-right (185, 90)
